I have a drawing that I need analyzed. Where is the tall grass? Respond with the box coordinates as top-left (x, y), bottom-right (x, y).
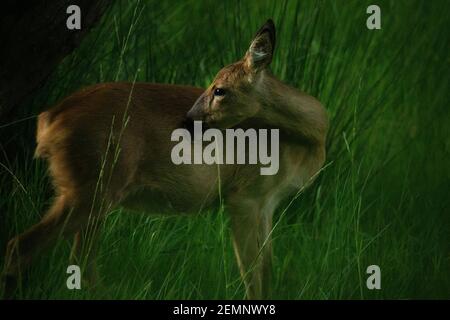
top-left (0, 0), bottom-right (449, 299)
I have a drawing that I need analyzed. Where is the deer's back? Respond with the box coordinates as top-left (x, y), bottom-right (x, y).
top-left (35, 82), bottom-right (212, 207)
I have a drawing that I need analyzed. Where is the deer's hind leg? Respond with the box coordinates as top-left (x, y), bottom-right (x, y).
top-left (1, 189), bottom-right (106, 299)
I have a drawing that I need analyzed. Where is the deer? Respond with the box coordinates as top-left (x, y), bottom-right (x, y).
top-left (2, 19), bottom-right (328, 299)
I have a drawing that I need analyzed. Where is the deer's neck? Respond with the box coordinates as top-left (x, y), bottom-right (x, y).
top-left (255, 71), bottom-right (328, 146)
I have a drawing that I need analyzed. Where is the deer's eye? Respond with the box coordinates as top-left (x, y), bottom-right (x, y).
top-left (214, 88), bottom-right (226, 97)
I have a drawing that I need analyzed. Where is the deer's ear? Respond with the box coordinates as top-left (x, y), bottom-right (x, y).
top-left (244, 19), bottom-right (276, 72)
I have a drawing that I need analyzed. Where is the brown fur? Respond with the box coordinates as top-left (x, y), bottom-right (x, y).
top-left (2, 20), bottom-right (328, 299)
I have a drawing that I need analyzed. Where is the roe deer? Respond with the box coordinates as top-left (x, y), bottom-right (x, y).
top-left (2, 19), bottom-right (328, 299)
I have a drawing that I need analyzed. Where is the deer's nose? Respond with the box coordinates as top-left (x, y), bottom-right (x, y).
top-left (187, 93), bottom-right (206, 121)
top-left (186, 107), bottom-right (202, 121)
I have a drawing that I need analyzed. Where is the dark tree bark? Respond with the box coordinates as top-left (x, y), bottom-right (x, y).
top-left (0, 0), bottom-right (111, 120)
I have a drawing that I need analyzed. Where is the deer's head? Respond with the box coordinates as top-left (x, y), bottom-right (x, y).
top-left (187, 19), bottom-right (276, 128)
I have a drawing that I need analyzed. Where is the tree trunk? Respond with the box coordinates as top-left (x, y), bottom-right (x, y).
top-left (0, 0), bottom-right (111, 120)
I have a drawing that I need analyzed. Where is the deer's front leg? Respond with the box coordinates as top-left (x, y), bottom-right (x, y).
top-left (228, 199), bottom-right (273, 299)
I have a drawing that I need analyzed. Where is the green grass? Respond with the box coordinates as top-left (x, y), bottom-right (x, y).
top-left (1, 0), bottom-right (449, 299)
